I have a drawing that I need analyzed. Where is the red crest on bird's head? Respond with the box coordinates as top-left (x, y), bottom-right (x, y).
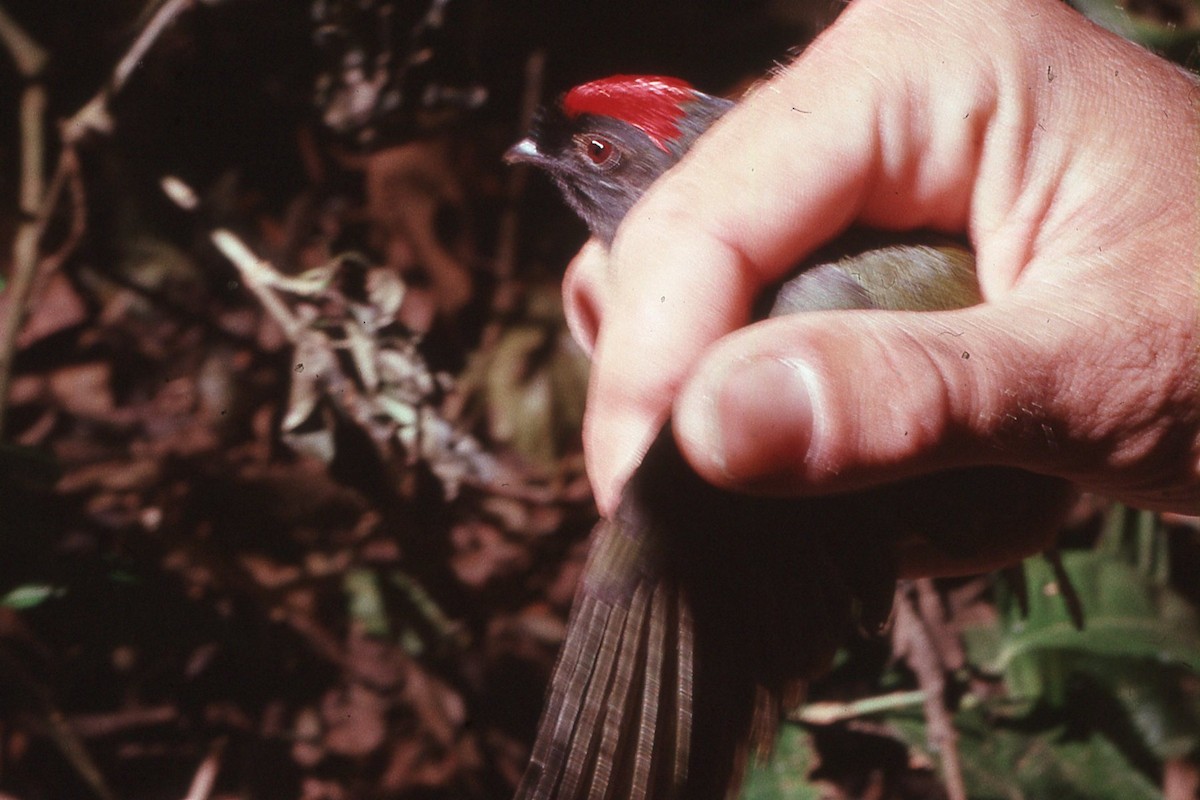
top-left (563, 75), bottom-right (696, 153)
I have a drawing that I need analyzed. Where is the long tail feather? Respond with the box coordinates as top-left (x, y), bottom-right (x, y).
top-left (516, 509), bottom-right (686, 800)
top-left (516, 426), bottom-right (899, 800)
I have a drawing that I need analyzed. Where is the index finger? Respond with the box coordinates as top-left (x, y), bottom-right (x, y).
top-left (583, 0), bottom-right (1017, 511)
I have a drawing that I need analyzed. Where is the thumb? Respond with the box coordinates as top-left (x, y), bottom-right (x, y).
top-left (673, 299), bottom-right (1069, 495)
top-left (583, 0), bottom-right (1197, 514)
top-left (582, 0), bottom-right (1044, 512)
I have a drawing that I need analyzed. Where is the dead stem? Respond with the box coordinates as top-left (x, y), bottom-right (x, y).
top-left (793, 689), bottom-right (928, 726)
top-left (209, 229), bottom-right (306, 339)
top-left (893, 580), bottom-right (967, 800)
top-left (0, 5), bottom-right (47, 434)
top-left (0, 91), bottom-right (46, 434)
top-left (62, 0), bottom-right (200, 144)
top-left (494, 49), bottom-right (546, 285)
top-left (0, 4), bottom-right (48, 76)
top-left (0, 143), bottom-right (89, 436)
top-left (0, 646), bottom-right (116, 800)
top-left (0, 0), bottom-right (201, 432)
top-left (914, 577), bottom-right (965, 671)
top-left (68, 705), bottom-right (180, 738)
top-left (182, 737), bottom-right (226, 800)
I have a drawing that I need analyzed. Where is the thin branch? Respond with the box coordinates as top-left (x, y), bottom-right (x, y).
top-left (0, 132), bottom-right (87, 434)
top-left (0, 3), bottom-right (48, 77)
top-left (164, 178), bottom-right (529, 500)
top-left (1, 0), bottom-right (198, 430)
top-left (209, 229), bottom-right (305, 339)
top-left (62, 0), bottom-right (199, 144)
top-left (0, 8), bottom-right (49, 434)
top-left (893, 581), bottom-right (967, 800)
top-left (181, 738), bottom-right (225, 800)
top-left (115, 0), bottom-right (195, 89)
top-left (0, 646), bottom-right (116, 800)
top-left (494, 48), bottom-right (545, 284)
top-left (794, 689), bottom-right (928, 726)
top-left (17, 89), bottom-right (44, 212)
top-left (69, 704), bottom-right (178, 738)
top-left (915, 577), bottom-right (965, 671)
top-left (1045, 547), bottom-right (1086, 630)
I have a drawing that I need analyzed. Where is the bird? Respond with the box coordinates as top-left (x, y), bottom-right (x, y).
top-left (505, 75), bottom-right (1070, 800)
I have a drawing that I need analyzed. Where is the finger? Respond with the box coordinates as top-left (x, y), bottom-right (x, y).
top-left (671, 302), bottom-right (1047, 488)
top-left (584, 1), bottom-right (1014, 511)
top-left (586, 0), bottom-right (1199, 513)
top-left (671, 275), bottom-right (1199, 513)
top-left (586, 232), bottom-right (763, 513)
top-left (562, 238), bottom-right (610, 357)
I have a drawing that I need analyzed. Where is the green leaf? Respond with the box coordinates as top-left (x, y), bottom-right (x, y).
top-left (343, 569), bottom-right (390, 637)
top-left (1070, 0), bottom-right (1200, 63)
top-left (990, 552), bottom-right (1200, 677)
top-left (890, 708), bottom-right (1162, 800)
top-left (956, 511), bottom-right (1200, 764)
top-left (463, 284), bottom-right (589, 468)
top-left (1079, 658), bottom-right (1200, 761)
top-left (0, 583), bottom-right (65, 610)
top-left (739, 724), bottom-right (823, 800)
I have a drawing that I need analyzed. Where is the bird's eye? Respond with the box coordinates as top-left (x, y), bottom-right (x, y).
top-left (577, 135), bottom-right (619, 169)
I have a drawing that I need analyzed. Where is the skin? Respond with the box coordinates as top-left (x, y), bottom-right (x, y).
top-left (563, 0), bottom-right (1200, 574)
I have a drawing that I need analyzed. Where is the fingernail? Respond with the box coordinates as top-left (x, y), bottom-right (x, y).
top-left (678, 357), bottom-right (815, 483)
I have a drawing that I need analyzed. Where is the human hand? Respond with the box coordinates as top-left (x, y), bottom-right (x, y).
top-left (567, 0), bottom-right (1200, 570)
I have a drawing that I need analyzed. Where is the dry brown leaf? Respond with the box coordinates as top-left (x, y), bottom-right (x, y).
top-left (449, 520), bottom-right (529, 589)
top-left (47, 362), bottom-right (120, 419)
top-left (321, 683), bottom-right (388, 757)
top-left (508, 604), bottom-right (568, 648)
top-left (346, 625), bottom-right (406, 689)
top-left (544, 539), bottom-right (589, 608)
top-left (7, 373), bottom-right (47, 407)
top-left (403, 662), bottom-right (465, 747)
top-left (15, 407), bottom-right (57, 446)
top-left (15, 272), bottom-right (87, 348)
top-left (364, 141), bottom-right (472, 314)
top-left (150, 376), bottom-right (196, 418)
top-left (58, 458), bottom-right (160, 494)
top-left (239, 554), bottom-right (302, 590)
top-left (291, 707), bottom-right (325, 768)
top-left (299, 777), bottom-right (346, 800)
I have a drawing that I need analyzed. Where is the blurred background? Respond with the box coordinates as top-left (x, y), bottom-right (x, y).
top-left (1, 1), bottom-right (1199, 798)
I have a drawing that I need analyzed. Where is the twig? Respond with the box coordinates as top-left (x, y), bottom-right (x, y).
top-left (0, 6), bottom-right (49, 434)
top-left (117, 0), bottom-right (196, 90)
top-left (0, 4), bottom-right (48, 76)
top-left (1, 0), bottom-right (198, 430)
top-left (62, 0), bottom-right (199, 144)
top-left (893, 581), bottom-right (967, 800)
top-left (209, 229), bottom-right (305, 339)
top-left (159, 178), bottom-right (324, 340)
top-left (164, 177), bottom-right (530, 500)
top-left (0, 142), bottom-right (87, 436)
top-left (0, 646), bottom-right (116, 800)
top-left (1045, 547), bottom-right (1086, 630)
top-left (793, 689), bottom-right (928, 726)
top-left (69, 704), bottom-right (179, 738)
top-left (181, 738), bottom-right (225, 800)
top-left (915, 577), bottom-right (965, 671)
top-left (494, 48), bottom-right (545, 283)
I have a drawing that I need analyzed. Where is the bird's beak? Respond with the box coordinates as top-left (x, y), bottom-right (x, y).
top-left (504, 137), bottom-right (545, 166)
